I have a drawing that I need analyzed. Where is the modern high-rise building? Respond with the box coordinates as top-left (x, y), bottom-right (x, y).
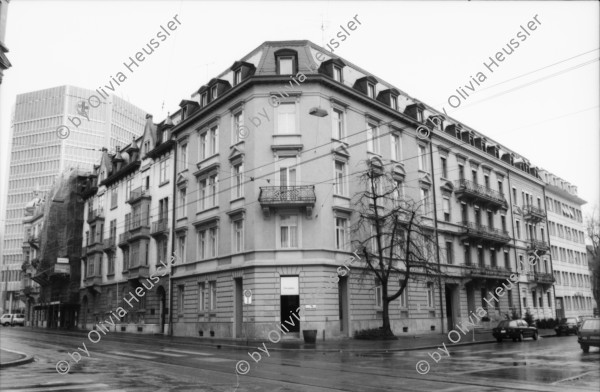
top-left (540, 171), bottom-right (594, 319)
top-left (1, 85), bottom-right (146, 313)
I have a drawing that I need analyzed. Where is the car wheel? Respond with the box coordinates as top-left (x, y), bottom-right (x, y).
top-left (518, 332), bottom-right (524, 342)
top-left (496, 337), bottom-right (502, 343)
top-left (533, 332), bottom-right (538, 341)
top-left (582, 345), bottom-right (590, 353)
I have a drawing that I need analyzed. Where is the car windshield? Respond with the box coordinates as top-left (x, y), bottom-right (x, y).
top-left (497, 321), bottom-right (510, 328)
top-left (582, 319), bottom-right (600, 330)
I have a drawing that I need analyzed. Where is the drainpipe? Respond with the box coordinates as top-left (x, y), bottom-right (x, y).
top-left (506, 170), bottom-right (522, 318)
top-left (427, 136), bottom-right (444, 333)
top-left (168, 137), bottom-right (178, 336)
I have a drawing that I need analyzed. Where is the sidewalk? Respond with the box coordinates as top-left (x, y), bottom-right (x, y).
top-left (182, 328), bottom-right (558, 353)
top-left (0, 348), bottom-right (34, 368)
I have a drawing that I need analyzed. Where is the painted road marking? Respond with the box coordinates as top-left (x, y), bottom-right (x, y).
top-left (107, 351), bottom-right (155, 359)
top-left (163, 348), bottom-right (212, 356)
top-left (135, 349), bottom-right (184, 357)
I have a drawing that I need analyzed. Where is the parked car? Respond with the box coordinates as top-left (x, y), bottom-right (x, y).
top-left (577, 318), bottom-right (600, 353)
top-left (555, 317), bottom-right (579, 335)
top-left (11, 314), bottom-right (25, 326)
top-left (493, 319), bottom-right (539, 342)
top-left (576, 315), bottom-right (594, 329)
top-left (1, 314), bottom-right (14, 326)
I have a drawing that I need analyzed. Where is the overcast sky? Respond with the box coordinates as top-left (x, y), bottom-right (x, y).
top-left (1, 1), bottom-right (598, 233)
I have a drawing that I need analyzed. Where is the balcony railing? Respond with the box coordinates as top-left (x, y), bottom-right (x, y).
top-left (118, 232), bottom-right (131, 246)
top-left (454, 180), bottom-right (507, 211)
top-left (527, 272), bottom-right (555, 285)
top-left (86, 240), bottom-right (103, 254)
top-left (527, 239), bottom-right (550, 255)
top-left (459, 221), bottom-right (511, 246)
top-left (103, 237), bottom-right (116, 251)
top-left (126, 265), bottom-right (150, 281)
top-left (463, 264), bottom-right (513, 279)
top-left (523, 204), bottom-right (546, 222)
top-left (87, 207), bottom-right (105, 223)
top-left (259, 186), bottom-right (316, 216)
top-left (84, 275), bottom-right (102, 287)
top-left (151, 218), bottom-right (169, 236)
top-left (127, 187), bottom-right (151, 204)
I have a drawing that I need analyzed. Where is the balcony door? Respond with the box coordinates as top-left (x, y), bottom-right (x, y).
top-left (279, 161), bottom-right (297, 187)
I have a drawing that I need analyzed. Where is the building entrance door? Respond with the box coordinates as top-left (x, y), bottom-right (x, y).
top-left (280, 276), bottom-right (300, 333)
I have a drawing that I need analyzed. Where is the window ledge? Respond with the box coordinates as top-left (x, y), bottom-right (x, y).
top-left (230, 197), bottom-right (245, 204)
top-left (333, 194), bottom-right (350, 201)
top-left (197, 205), bottom-right (219, 215)
top-left (159, 180), bottom-right (170, 188)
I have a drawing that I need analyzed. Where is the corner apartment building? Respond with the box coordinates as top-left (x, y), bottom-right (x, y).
top-left (540, 171), bottom-right (594, 318)
top-left (20, 190), bottom-right (44, 322)
top-left (0, 0), bottom-right (11, 84)
top-left (158, 40), bottom-right (564, 341)
top-left (2, 86), bottom-right (146, 314)
top-left (79, 115), bottom-right (174, 334)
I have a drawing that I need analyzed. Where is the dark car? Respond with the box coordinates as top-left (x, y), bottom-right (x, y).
top-left (577, 318), bottom-right (600, 353)
top-left (493, 319), bottom-right (538, 342)
top-left (555, 317), bottom-right (578, 336)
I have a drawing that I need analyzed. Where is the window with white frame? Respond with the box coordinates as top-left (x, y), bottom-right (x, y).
top-left (209, 174), bottom-right (218, 206)
top-left (233, 163), bottom-right (244, 199)
top-left (177, 187), bottom-right (187, 219)
top-left (209, 281), bottom-right (217, 310)
top-left (198, 178), bottom-right (207, 211)
top-left (232, 111), bottom-right (243, 144)
top-left (392, 179), bottom-right (404, 202)
top-left (367, 123), bottom-right (380, 154)
top-left (391, 132), bottom-right (401, 161)
top-left (198, 282), bottom-right (206, 312)
top-left (198, 174), bottom-right (218, 210)
top-left (332, 108), bottom-right (344, 140)
top-left (426, 282), bottom-right (434, 307)
top-left (399, 287), bottom-right (408, 308)
top-left (280, 215), bottom-right (298, 248)
top-left (279, 159), bottom-right (297, 186)
top-left (177, 285), bottom-right (184, 314)
top-left (335, 217), bottom-right (348, 250)
top-left (367, 83), bottom-right (376, 98)
top-left (421, 188), bottom-right (431, 214)
top-left (233, 219), bottom-right (244, 253)
top-left (177, 235), bottom-right (186, 263)
top-left (277, 103), bottom-right (296, 134)
top-left (391, 95), bottom-right (398, 110)
top-left (440, 156), bottom-right (448, 178)
top-left (334, 161), bottom-right (347, 196)
top-left (333, 65), bottom-right (342, 82)
top-left (211, 86), bottom-right (218, 100)
top-left (375, 281), bottom-right (383, 308)
top-left (233, 69), bottom-right (242, 86)
top-left (418, 144), bottom-right (428, 171)
top-left (196, 230), bottom-right (206, 260)
top-left (443, 196), bottom-right (451, 222)
top-left (179, 144), bottom-right (187, 173)
top-left (199, 126), bottom-right (218, 160)
top-left (201, 93), bottom-right (207, 107)
top-left (126, 178), bottom-right (133, 200)
top-left (370, 224), bottom-right (379, 253)
top-left (209, 227), bottom-right (217, 257)
top-left (278, 57), bottom-right (294, 75)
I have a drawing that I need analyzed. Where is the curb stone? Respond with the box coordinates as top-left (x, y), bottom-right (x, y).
top-left (0, 348), bottom-right (35, 368)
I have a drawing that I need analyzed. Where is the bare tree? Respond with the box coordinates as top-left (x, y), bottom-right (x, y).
top-left (586, 209), bottom-right (600, 313)
top-left (351, 164), bottom-right (442, 338)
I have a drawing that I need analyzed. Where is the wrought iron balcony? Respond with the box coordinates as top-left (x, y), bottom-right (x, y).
top-left (129, 213), bottom-right (150, 240)
top-left (523, 204), bottom-right (546, 223)
top-left (463, 264), bottom-right (513, 280)
top-left (259, 186), bottom-right (316, 216)
top-left (454, 180), bottom-right (507, 211)
top-left (127, 186), bottom-right (151, 204)
top-left (103, 237), bottom-right (116, 251)
top-left (86, 239), bottom-right (103, 254)
top-left (527, 239), bottom-right (550, 255)
top-left (527, 272), bottom-right (555, 285)
top-left (118, 232), bottom-right (131, 247)
top-left (151, 218), bottom-right (169, 237)
top-left (87, 207), bottom-right (105, 223)
top-left (458, 221), bottom-right (511, 246)
top-left (84, 275), bottom-right (102, 287)
top-left (126, 265), bottom-right (150, 281)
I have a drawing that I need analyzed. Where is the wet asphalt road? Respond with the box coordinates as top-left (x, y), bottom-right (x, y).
top-left (0, 327), bottom-right (599, 391)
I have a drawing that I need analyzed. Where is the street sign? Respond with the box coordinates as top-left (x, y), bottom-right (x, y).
top-left (57, 257), bottom-right (69, 264)
top-left (243, 289), bottom-right (252, 304)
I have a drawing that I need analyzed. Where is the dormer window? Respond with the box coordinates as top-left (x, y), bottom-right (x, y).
top-left (367, 83), bottom-right (375, 98)
top-left (234, 69), bottom-right (242, 86)
top-left (162, 129), bottom-right (169, 143)
top-left (391, 95), bottom-right (398, 110)
top-left (181, 107), bottom-right (187, 120)
top-left (416, 109), bottom-right (423, 122)
top-left (201, 93), bottom-right (208, 107)
top-left (333, 65), bottom-right (342, 82)
top-left (278, 57), bottom-right (294, 75)
top-left (211, 86), bottom-right (218, 100)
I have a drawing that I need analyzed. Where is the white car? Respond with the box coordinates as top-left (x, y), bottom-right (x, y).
top-left (12, 314), bottom-right (25, 326)
top-left (1, 313), bottom-right (14, 326)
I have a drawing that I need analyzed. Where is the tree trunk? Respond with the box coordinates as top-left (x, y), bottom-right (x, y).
top-left (381, 286), bottom-right (395, 339)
